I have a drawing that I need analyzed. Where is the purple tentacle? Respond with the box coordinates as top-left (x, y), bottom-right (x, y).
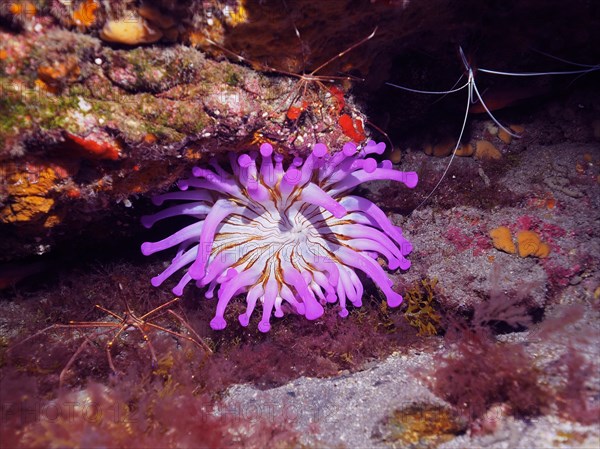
top-left (340, 195), bottom-right (412, 253)
top-left (335, 246), bottom-right (403, 308)
top-left (300, 183), bottom-right (347, 218)
top-left (239, 283), bottom-right (264, 327)
top-left (188, 200), bottom-right (242, 280)
top-left (259, 277), bottom-right (278, 332)
top-left (211, 268), bottom-right (261, 330)
top-left (152, 190), bottom-right (212, 206)
top-left (141, 222), bottom-right (203, 255)
top-left (283, 266), bottom-right (324, 320)
top-left (151, 246), bottom-right (197, 287)
top-left (329, 168), bottom-right (419, 196)
top-left (141, 202), bottom-right (210, 228)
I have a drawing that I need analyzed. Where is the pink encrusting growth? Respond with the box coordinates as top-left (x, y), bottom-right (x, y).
top-left (141, 140), bottom-right (418, 332)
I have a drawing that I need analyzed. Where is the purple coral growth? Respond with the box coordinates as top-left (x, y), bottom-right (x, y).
top-left (141, 140), bottom-right (418, 332)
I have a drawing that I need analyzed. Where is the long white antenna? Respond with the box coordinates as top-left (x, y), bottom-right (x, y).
top-left (412, 68), bottom-right (473, 211)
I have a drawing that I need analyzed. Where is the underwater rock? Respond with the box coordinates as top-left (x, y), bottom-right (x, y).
top-left (0, 15), bottom-right (365, 262)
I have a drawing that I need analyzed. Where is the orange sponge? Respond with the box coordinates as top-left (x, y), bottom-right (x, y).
top-left (490, 226), bottom-right (516, 254)
top-left (517, 230), bottom-right (550, 258)
top-left (475, 140), bottom-right (502, 160)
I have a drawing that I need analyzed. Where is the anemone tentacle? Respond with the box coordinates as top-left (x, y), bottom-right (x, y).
top-left (142, 140), bottom-right (417, 332)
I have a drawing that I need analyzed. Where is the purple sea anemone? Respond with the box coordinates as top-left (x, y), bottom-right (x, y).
top-left (141, 140), bottom-right (418, 332)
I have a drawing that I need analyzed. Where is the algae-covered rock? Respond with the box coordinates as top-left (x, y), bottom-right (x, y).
top-left (0, 8), bottom-right (365, 262)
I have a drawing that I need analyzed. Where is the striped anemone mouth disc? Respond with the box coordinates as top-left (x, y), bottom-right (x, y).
top-left (141, 140), bottom-right (418, 332)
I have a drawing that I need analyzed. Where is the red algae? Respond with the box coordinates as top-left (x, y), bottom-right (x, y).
top-left (430, 264), bottom-right (599, 430)
top-left (1, 259), bottom-right (426, 445)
